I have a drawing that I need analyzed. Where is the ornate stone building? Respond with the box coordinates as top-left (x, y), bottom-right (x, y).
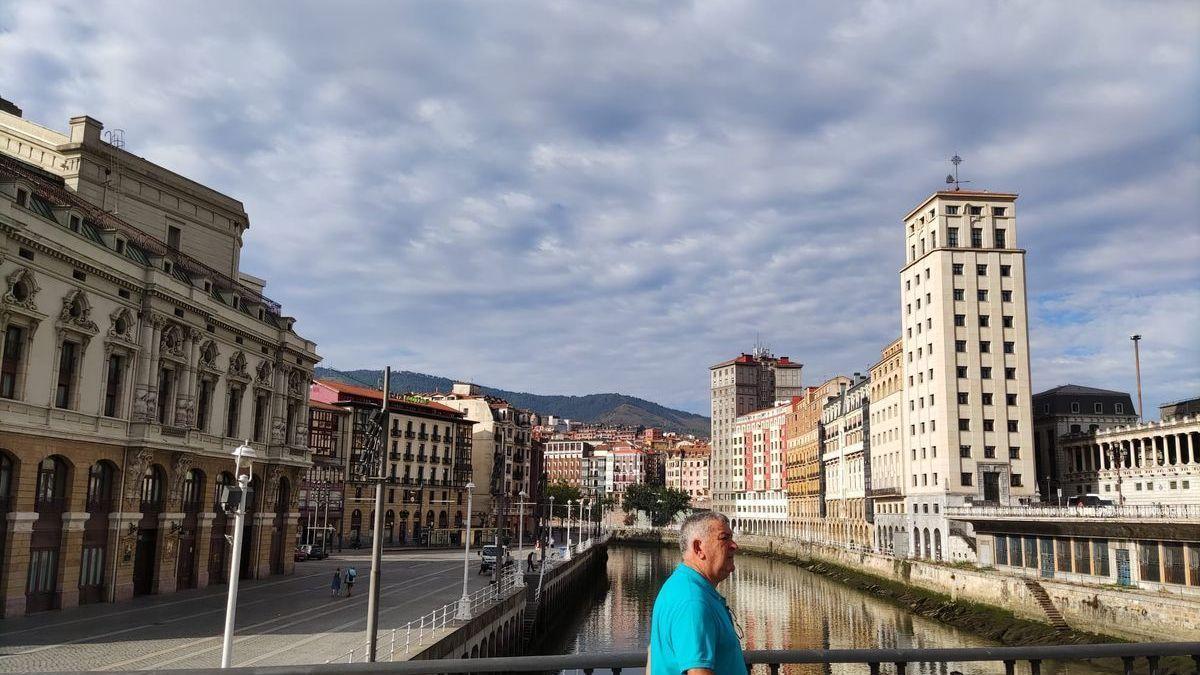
top-left (0, 106), bottom-right (318, 616)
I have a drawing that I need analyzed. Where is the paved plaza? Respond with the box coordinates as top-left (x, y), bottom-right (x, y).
top-left (0, 550), bottom-right (495, 672)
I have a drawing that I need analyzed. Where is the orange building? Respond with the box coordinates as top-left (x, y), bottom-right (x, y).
top-left (784, 376), bottom-right (850, 540)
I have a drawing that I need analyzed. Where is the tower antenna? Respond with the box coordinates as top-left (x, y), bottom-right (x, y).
top-left (945, 153), bottom-right (972, 191)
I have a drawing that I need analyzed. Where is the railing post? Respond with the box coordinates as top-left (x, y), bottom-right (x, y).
top-left (405, 621), bottom-right (411, 654)
top-left (1147, 656), bottom-right (1160, 675)
top-left (894, 662), bottom-right (907, 675)
top-left (1003, 659), bottom-right (1015, 675)
top-left (868, 663), bottom-right (880, 675)
top-left (1029, 659), bottom-right (1041, 675)
top-left (389, 628), bottom-right (396, 662)
top-left (1122, 657), bottom-right (1134, 675)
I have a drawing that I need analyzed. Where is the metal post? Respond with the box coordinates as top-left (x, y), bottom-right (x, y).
top-left (321, 475), bottom-right (330, 552)
top-left (366, 366), bottom-right (390, 662)
top-left (220, 442), bottom-right (255, 669)
top-left (516, 491), bottom-right (527, 586)
top-left (456, 482), bottom-right (476, 620)
top-left (1131, 335), bottom-right (1144, 421)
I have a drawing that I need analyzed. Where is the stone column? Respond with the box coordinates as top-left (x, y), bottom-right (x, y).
top-left (132, 316), bottom-right (164, 422)
top-left (154, 512), bottom-right (185, 595)
top-left (56, 512), bottom-right (91, 610)
top-left (194, 513), bottom-right (216, 589)
top-left (108, 512), bottom-right (140, 602)
top-left (252, 512), bottom-right (275, 579)
top-left (176, 329), bottom-right (200, 427)
top-left (2, 512), bottom-right (38, 617)
top-left (284, 510), bottom-right (301, 575)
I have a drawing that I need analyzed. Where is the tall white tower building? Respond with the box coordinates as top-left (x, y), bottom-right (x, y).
top-left (900, 190), bottom-right (1037, 561)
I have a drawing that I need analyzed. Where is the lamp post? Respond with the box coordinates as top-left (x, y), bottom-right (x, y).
top-left (515, 491), bottom-right (528, 585)
top-left (567, 499), bottom-right (575, 548)
top-left (220, 441), bottom-right (257, 669)
top-left (455, 481), bottom-right (476, 620)
top-left (548, 495), bottom-right (555, 548)
top-left (1131, 335), bottom-right (1144, 421)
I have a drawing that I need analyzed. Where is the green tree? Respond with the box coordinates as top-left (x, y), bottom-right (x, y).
top-left (622, 484), bottom-right (691, 527)
top-left (545, 480), bottom-right (581, 519)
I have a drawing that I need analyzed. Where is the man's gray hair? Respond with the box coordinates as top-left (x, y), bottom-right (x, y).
top-left (678, 510), bottom-right (730, 554)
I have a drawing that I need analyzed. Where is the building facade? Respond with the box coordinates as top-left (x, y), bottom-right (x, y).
top-left (784, 376), bottom-right (849, 541)
top-left (666, 441), bottom-right (710, 509)
top-left (299, 401), bottom-right (349, 551)
top-left (0, 107), bottom-right (318, 616)
top-left (1031, 384), bottom-right (1136, 501)
top-left (732, 400), bottom-right (790, 536)
top-left (710, 350), bottom-right (803, 518)
top-left (1058, 415), bottom-right (1200, 505)
top-left (821, 375), bottom-right (871, 549)
top-left (869, 338), bottom-right (907, 554)
top-left (543, 439), bottom-right (595, 489)
top-left (310, 380), bottom-right (473, 547)
top-left (900, 190), bottom-right (1037, 562)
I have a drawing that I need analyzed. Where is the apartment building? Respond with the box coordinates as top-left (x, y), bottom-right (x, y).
top-left (900, 190), bottom-right (1037, 561)
top-left (0, 105), bottom-right (319, 616)
top-left (543, 439), bottom-right (597, 489)
top-left (868, 338), bottom-right (907, 554)
top-left (732, 401), bottom-right (791, 537)
top-left (1031, 384), bottom-right (1136, 499)
top-left (666, 441), bottom-right (710, 509)
top-left (784, 376), bottom-right (850, 541)
top-left (821, 375), bottom-right (871, 549)
top-left (710, 350), bottom-right (803, 518)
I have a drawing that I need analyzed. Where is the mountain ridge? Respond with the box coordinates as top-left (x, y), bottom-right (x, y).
top-left (313, 367), bottom-right (710, 437)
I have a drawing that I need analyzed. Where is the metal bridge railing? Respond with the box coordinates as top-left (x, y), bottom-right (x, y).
top-left (60, 642), bottom-right (1200, 674)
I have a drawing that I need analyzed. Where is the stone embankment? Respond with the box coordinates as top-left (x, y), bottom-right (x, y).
top-left (614, 529), bottom-right (1200, 644)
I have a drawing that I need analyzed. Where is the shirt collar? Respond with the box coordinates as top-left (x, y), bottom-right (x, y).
top-left (676, 563), bottom-right (722, 601)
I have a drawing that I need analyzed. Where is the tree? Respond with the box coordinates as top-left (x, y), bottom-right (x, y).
top-left (544, 480), bottom-right (581, 520)
top-left (622, 484), bottom-right (691, 527)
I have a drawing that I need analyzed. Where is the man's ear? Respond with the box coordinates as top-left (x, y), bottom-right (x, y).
top-left (691, 535), bottom-right (704, 557)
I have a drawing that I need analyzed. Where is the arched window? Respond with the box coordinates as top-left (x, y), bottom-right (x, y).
top-left (276, 477), bottom-right (290, 513)
top-left (455, 511), bottom-right (464, 527)
top-left (426, 509), bottom-right (435, 527)
top-left (35, 456), bottom-right (68, 511)
top-left (141, 466), bottom-right (164, 509)
top-left (86, 462), bottom-right (115, 511)
top-left (0, 453), bottom-right (13, 510)
top-left (182, 469), bottom-right (204, 512)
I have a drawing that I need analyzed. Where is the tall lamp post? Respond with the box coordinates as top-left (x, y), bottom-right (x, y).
top-left (516, 491), bottom-right (528, 584)
top-left (455, 482), bottom-right (476, 620)
top-left (1131, 335), bottom-right (1144, 421)
top-left (548, 495), bottom-right (555, 547)
top-left (220, 441), bottom-right (257, 669)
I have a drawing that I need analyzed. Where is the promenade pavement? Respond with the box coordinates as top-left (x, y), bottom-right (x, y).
top-left (0, 550), bottom-right (495, 672)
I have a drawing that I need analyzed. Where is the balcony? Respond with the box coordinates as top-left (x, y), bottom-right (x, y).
top-left (416, 454), bottom-right (427, 462)
top-left (431, 433), bottom-right (441, 442)
top-left (417, 432), bottom-right (428, 440)
top-left (403, 453), bottom-right (414, 461)
top-left (946, 503), bottom-right (1200, 522)
top-left (442, 456), bottom-right (452, 465)
top-left (404, 430), bottom-right (415, 439)
top-left (389, 451), bottom-right (401, 461)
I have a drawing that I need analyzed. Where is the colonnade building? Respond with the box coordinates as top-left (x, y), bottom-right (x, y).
top-left (0, 104), bottom-right (319, 616)
top-left (1059, 415), bottom-right (1200, 504)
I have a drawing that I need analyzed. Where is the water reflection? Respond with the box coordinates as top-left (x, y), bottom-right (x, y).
top-left (544, 545), bottom-right (1111, 675)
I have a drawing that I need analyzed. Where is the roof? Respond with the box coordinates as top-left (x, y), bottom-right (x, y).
top-left (904, 189), bottom-right (1018, 221)
top-left (309, 400), bottom-right (350, 412)
top-left (1034, 384), bottom-right (1131, 398)
top-left (312, 379), bottom-right (464, 416)
top-left (709, 353), bottom-right (801, 370)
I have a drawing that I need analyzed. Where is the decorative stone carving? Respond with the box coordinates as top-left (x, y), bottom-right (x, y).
top-left (198, 340), bottom-right (221, 373)
top-left (175, 397), bottom-right (194, 428)
top-left (270, 417), bottom-right (287, 445)
top-left (160, 324), bottom-right (184, 359)
top-left (3, 267), bottom-right (40, 312)
top-left (287, 369), bottom-right (306, 398)
top-left (58, 289), bottom-right (100, 335)
top-left (107, 307), bottom-right (138, 344)
top-left (133, 389), bottom-right (157, 422)
top-left (228, 351), bottom-right (250, 381)
top-left (169, 452), bottom-right (193, 504)
top-left (266, 464), bottom-right (284, 504)
top-left (255, 360), bottom-right (273, 387)
top-left (125, 449), bottom-right (155, 503)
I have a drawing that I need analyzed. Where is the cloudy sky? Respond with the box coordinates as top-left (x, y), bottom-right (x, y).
top-left (3, 1), bottom-right (1197, 415)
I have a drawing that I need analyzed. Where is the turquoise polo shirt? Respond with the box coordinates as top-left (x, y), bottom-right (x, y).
top-left (649, 563), bottom-right (744, 675)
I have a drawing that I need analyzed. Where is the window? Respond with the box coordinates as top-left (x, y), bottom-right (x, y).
top-left (1010, 473), bottom-right (1023, 487)
top-left (1093, 540), bottom-right (1110, 576)
top-left (26, 549), bottom-right (58, 595)
top-left (961, 472), bottom-right (973, 486)
top-left (979, 315), bottom-right (990, 327)
top-left (1006, 393), bottom-right (1017, 406)
top-left (982, 393), bottom-right (993, 405)
top-left (1139, 543), bottom-right (1161, 582)
top-left (992, 207), bottom-right (1006, 217)
top-left (955, 340), bottom-right (966, 353)
top-left (977, 289), bottom-right (989, 301)
top-left (953, 289), bottom-right (965, 301)
top-left (168, 224), bottom-right (182, 250)
top-left (196, 378), bottom-right (213, 431)
top-left (1115, 403), bottom-right (1125, 414)
top-left (954, 314), bottom-right (965, 327)
top-left (1002, 315), bottom-right (1014, 328)
top-left (977, 264), bottom-right (987, 275)
top-left (1094, 402), bottom-right (1103, 414)
top-left (253, 393), bottom-right (269, 442)
top-left (1070, 402), bottom-right (1080, 413)
top-left (983, 419), bottom-right (995, 432)
top-left (969, 206), bottom-right (983, 216)
top-left (1009, 446), bottom-right (1021, 459)
top-left (981, 367), bottom-right (992, 379)
top-left (960, 445), bottom-right (971, 458)
top-left (948, 228), bottom-right (959, 247)
top-left (980, 341), bottom-right (991, 353)
top-left (959, 418), bottom-right (970, 431)
top-left (1, 324), bottom-right (26, 399)
top-left (956, 366), bottom-right (967, 378)
top-left (971, 228), bottom-right (983, 247)
top-left (958, 392), bottom-right (969, 404)
top-left (953, 263), bottom-right (964, 275)
top-left (946, 205), bottom-right (959, 215)
top-left (226, 386), bottom-right (243, 437)
top-left (1004, 341), bottom-right (1014, 354)
top-left (1000, 265), bottom-right (1011, 277)
top-left (994, 229), bottom-right (1006, 248)
top-left (157, 367), bottom-right (175, 424)
top-left (55, 340), bottom-right (80, 409)
top-left (1008, 420), bottom-right (1019, 432)
top-left (1005, 367), bottom-right (1016, 380)
top-left (1001, 290), bottom-right (1013, 302)
top-left (103, 354), bottom-right (125, 417)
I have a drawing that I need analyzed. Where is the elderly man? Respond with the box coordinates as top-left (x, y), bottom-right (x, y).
top-left (647, 511), bottom-right (743, 675)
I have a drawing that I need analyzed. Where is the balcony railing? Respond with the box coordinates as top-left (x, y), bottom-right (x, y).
top-left (431, 434), bottom-right (441, 442)
top-left (405, 431), bottom-right (415, 439)
top-left (417, 433), bottom-right (428, 440)
top-left (403, 453), bottom-right (414, 461)
top-left (947, 503), bottom-right (1200, 521)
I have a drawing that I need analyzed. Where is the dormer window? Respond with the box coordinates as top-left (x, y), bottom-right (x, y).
top-left (203, 281), bottom-right (211, 292)
top-left (15, 187), bottom-right (28, 207)
top-left (69, 214), bottom-right (81, 232)
top-left (115, 238), bottom-right (126, 254)
top-left (163, 260), bottom-right (172, 274)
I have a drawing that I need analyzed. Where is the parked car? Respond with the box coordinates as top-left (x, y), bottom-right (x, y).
top-left (478, 545), bottom-right (511, 574)
top-left (293, 547), bottom-right (308, 562)
top-left (307, 545), bottom-right (328, 560)
top-left (1068, 493), bottom-right (1115, 507)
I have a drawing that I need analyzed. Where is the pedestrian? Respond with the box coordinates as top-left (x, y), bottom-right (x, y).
top-left (344, 566), bottom-right (357, 596)
top-left (330, 567), bottom-right (342, 597)
top-left (526, 549), bottom-right (536, 573)
top-left (646, 511), bottom-right (742, 675)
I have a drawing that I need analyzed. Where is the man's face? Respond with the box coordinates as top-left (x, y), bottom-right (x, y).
top-left (695, 520), bottom-right (738, 584)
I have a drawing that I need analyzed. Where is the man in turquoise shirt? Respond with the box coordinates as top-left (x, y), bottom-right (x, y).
top-left (648, 511), bottom-right (743, 675)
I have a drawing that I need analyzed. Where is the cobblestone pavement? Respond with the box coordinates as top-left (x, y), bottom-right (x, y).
top-left (0, 550), bottom-right (495, 672)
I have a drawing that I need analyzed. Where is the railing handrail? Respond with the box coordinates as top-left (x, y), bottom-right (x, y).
top-left (946, 503), bottom-right (1200, 519)
top-left (73, 642), bottom-right (1200, 674)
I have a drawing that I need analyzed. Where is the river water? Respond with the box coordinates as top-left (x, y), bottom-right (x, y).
top-left (542, 544), bottom-right (1116, 675)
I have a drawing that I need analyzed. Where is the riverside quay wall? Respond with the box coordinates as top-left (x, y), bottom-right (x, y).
top-left (614, 529), bottom-right (1200, 643)
top-left (408, 540), bottom-right (608, 661)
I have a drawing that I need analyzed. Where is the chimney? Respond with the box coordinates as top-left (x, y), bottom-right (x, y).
top-left (69, 115), bottom-right (103, 145)
top-left (0, 96), bottom-right (21, 117)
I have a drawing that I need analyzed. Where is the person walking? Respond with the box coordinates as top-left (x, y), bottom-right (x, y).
top-left (330, 567), bottom-right (342, 597)
top-left (646, 511), bottom-right (743, 675)
top-left (344, 566), bottom-right (357, 596)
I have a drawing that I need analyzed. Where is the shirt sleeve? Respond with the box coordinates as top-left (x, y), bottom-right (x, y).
top-left (667, 600), bottom-right (721, 672)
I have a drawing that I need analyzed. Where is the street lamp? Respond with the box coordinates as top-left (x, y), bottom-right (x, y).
top-left (548, 495), bottom-right (555, 547)
top-left (220, 440), bottom-right (257, 669)
top-left (455, 481), bottom-right (476, 621)
top-left (515, 490), bottom-right (528, 586)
